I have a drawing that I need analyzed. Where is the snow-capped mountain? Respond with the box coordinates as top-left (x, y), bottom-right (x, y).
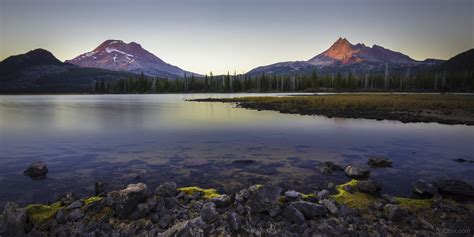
top-left (247, 37), bottom-right (442, 76)
top-left (67, 40), bottom-right (197, 78)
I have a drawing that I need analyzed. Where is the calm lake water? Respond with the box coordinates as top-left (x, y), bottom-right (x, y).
top-left (0, 94), bottom-right (473, 207)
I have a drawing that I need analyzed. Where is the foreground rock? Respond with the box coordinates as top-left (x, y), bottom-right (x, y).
top-left (434, 180), bottom-right (474, 197)
top-left (23, 161), bottom-right (48, 179)
top-left (2, 181), bottom-right (473, 236)
top-left (344, 165), bottom-right (370, 179)
top-left (413, 179), bottom-right (438, 196)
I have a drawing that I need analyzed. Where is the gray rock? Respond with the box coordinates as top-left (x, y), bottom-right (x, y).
top-left (235, 189), bottom-right (250, 202)
top-left (246, 184), bottom-right (282, 213)
top-left (282, 205), bottom-right (305, 224)
top-left (368, 156), bottom-right (393, 167)
top-left (129, 203), bottom-right (148, 220)
top-left (67, 200), bottom-right (83, 210)
top-left (357, 180), bottom-right (381, 195)
top-left (384, 204), bottom-right (405, 222)
top-left (155, 182), bottom-right (177, 197)
top-left (210, 194), bottom-right (231, 207)
top-left (56, 208), bottom-right (66, 224)
top-left (227, 212), bottom-right (240, 231)
top-left (94, 182), bottom-right (109, 196)
top-left (3, 202), bottom-right (27, 236)
top-left (284, 190), bottom-right (301, 201)
top-left (321, 199), bottom-right (338, 214)
top-left (67, 209), bottom-right (84, 222)
top-left (316, 189), bottom-right (330, 201)
top-left (200, 202), bottom-right (218, 223)
top-left (413, 179), bottom-right (438, 196)
top-left (344, 165), bottom-right (370, 179)
top-left (23, 161), bottom-right (48, 179)
top-left (161, 218), bottom-right (205, 237)
top-left (434, 180), bottom-right (474, 197)
top-left (291, 201), bottom-right (326, 218)
top-left (106, 183), bottom-right (148, 218)
top-left (269, 206), bottom-right (281, 217)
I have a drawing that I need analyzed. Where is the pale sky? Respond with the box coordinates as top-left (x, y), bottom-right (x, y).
top-left (1, 0), bottom-right (473, 75)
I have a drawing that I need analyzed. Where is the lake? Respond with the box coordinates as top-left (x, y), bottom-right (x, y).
top-left (0, 94), bottom-right (473, 208)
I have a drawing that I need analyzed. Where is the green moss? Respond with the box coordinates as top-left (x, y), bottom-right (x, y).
top-left (331, 179), bottom-right (377, 210)
top-left (84, 196), bottom-right (103, 205)
top-left (177, 186), bottom-right (221, 200)
top-left (394, 197), bottom-right (432, 212)
top-left (278, 196), bottom-right (286, 204)
top-left (25, 202), bottom-right (63, 226)
top-left (301, 193), bottom-right (316, 200)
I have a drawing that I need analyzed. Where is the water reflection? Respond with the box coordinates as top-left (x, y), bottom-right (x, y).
top-left (0, 94), bottom-right (473, 207)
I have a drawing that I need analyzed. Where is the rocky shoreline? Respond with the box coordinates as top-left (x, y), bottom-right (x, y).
top-left (189, 94), bottom-right (474, 125)
top-left (1, 174), bottom-right (473, 236)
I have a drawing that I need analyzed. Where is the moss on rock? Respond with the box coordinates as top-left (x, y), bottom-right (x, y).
top-left (25, 202), bottom-right (63, 226)
top-left (83, 196), bottom-right (103, 205)
top-left (331, 179), bottom-right (377, 210)
top-left (177, 186), bottom-right (221, 200)
top-left (394, 197), bottom-right (432, 212)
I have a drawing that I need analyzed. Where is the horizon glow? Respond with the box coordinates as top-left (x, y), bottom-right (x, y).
top-left (0, 0), bottom-right (473, 75)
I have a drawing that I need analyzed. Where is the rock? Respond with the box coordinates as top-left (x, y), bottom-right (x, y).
top-left (434, 180), bottom-right (474, 197)
top-left (413, 179), bottom-right (438, 196)
top-left (344, 165), bottom-right (370, 179)
top-left (284, 190), bottom-right (301, 201)
top-left (316, 190), bottom-right (330, 201)
top-left (321, 199), bottom-right (338, 214)
top-left (57, 192), bottom-right (78, 206)
top-left (159, 214), bottom-right (173, 228)
top-left (368, 156), bottom-right (393, 167)
top-left (282, 205), bottom-right (305, 224)
top-left (419, 218), bottom-right (434, 231)
top-left (235, 189), bottom-right (250, 202)
top-left (129, 203), bottom-right (148, 220)
top-left (227, 212), bottom-right (240, 231)
top-left (106, 183), bottom-right (148, 218)
top-left (67, 209), bottom-right (84, 222)
top-left (210, 194), bottom-right (231, 207)
top-left (161, 218), bottom-right (204, 237)
top-left (319, 161), bottom-right (343, 174)
top-left (23, 161), bottom-right (48, 179)
top-left (269, 206), bottom-right (281, 217)
top-left (67, 200), bottom-right (83, 210)
top-left (246, 184), bottom-right (282, 213)
top-left (56, 208), bottom-right (66, 224)
top-left (357, 180), bottom-right (381, 195)
top-left (384, 204), bottom-right (405, 222)
top-left (200, 202), bottom-right (218, 223)
top-left (3, 202), bottom-right (27, 236)
top-left (291, 201), bottom-right (326, 218)
top-left (155, 182), bottom-right (177, 197)
top-left (94, 182), bottom-right (109, 196)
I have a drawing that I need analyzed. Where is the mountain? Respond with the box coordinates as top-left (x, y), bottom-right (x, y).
top-left (438, 48), bottom-right (474, 72)
top-left (67, 40), bottom-right (197, 78)
top-left (0, 49), bottom-right (133, 93)
top-left (247, 37), bottom-right (442, 76)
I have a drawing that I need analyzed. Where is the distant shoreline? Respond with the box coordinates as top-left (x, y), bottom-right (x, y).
top-left (190, 94), bottom-right (474, 126)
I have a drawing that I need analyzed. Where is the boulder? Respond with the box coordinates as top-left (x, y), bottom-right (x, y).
top-left (321, 199), bottom-right (338, 214)
top-left (155, 182), bottom-right (177, 197)
top-left (3, 202), bottom-right (27, 236)
top-left (357, 180), bottom-right (381, 195)
top-left (413, 179), bottom-right (438, 196)
top-left (23, 161), bottom-right (48, 179)
top-left (284, 190), bottom-right (301, 201)
top-left (344, 165), bottom-right (370, 179)
top-left (434, 180), bottom-right (474, 197)
top-left (368, 156), bottom-right (393, 167)
top-left (235, 189), bottom-right (250, 202)
top-left (106, 183), bottom-right (148, 218)
top-left (316, 190), bottom-right (330, 201)
top-left (246, 185), bottom-right (282, 213)
top-left (282, 205), bottom-right (305, 224)
top-left (210, 194), bottom-right (231, 207)
top-left (291, 201), bottom-right (326, 218)
top-left (200, 202), bottom-right (218, 223)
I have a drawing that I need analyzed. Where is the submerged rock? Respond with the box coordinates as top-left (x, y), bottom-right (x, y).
top-left (246, 184), bottom-right (282, 214)
top-left (319, 161), bottom-right (343, 174)
top-left (357, 180), bottom-right (381, 195)
top-left (434, 180), bottom-right (474, 197)
top-left (368, 156), bottom-right (393, 167)
top-left (106, 183), bottom-right (148, 218)
top-left (23, 161), bottom-right (48, 179)
top-left (413, 179), bottom-right (438, 196)
top-left (344, 165), bottom-right (370, 179)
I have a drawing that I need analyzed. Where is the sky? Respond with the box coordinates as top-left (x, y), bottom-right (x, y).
top-left (0, 0), bottom-right (473, 75)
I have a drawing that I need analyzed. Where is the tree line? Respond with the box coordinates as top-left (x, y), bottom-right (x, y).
top-left (94, 69), bottom-right (474, 94)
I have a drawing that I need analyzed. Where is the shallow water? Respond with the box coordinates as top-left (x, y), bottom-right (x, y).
top-left (0, 94), bottom-right (473, 207)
